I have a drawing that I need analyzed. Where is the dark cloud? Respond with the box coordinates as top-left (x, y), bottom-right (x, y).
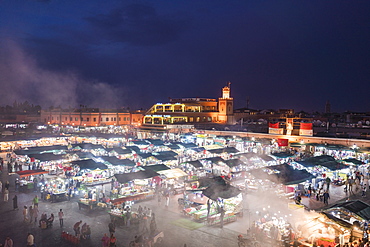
top-left (85, 3), bottom-right (190, 46)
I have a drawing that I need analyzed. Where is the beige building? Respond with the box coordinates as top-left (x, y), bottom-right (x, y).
top-left (41, 108), bottom-right (143, 127)
top-left (142, 85), bottom-right (234, 129)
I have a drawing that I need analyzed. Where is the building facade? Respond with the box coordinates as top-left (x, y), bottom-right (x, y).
top-left (41, 108), bottom-right (143, 127)
top-left (142, 85), bottom-right (235, 129)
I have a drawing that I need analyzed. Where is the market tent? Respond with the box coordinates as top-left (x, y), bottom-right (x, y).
top-left (224, 159), bottom-right (246, 168)
top-left (125, 146), bottom-right (141, 153)
top-left (197, 176), bottom-right (228, 188)
top-left (156, 151), bottom-right (178, 157)
top-left (166, 144), bottom-right (180, 150)
top-left (136, 153), bottom-right (154, 159)
top-left (69, 151), bottom-right (96, 160)
top-left (202, 157), bottom-right (225, 163)
top-left (153, 154), bottom-right (177, 161)
top-left (289, 142), bottom-right (303, 148)
top-left (157, 168), bottom-right (188, 179)
top-left (72, 143), bottom-right (105, 150)
top-left (106, 147), bottom-right (132, 155)
top-left (142, 164), bottom-right (170, 172)
top-left (114, 170), bottom-right (159, 184)
top-left (14, 145), bottom-right (68, 155)
top-left (16, 169), bottom-right (48, 178)
top-left (145, 139), bottom-right (165, 146)
top-left (259, 154), bottom-right (275, 162)
top-left (342, 158), bottom-right (364, 166)
top-left (202, 183), bottom-right (241, 200)
top-left (190, 147), bottom-right (205, 153)
top-left (71, 159), bottom-right (107, 170)
top-left (249, 163), bottom-right (315, 185)
top-left (234, 152), bottom-right (259, 159)
top-left (182, 160), bottom-right (203, 168)
top-left (131, 140), bottom-right (149, 146)
top-left (101, 156), bottom-right (135, 166)
top-left (297, 155), bottom-right (336, 168)
top-left (28, 153), bottom-right (66, 161)
top-left (179, 143), bottom-right (198, 148)
top-left (320, 161), bottom-right (348, 171)
top-left (327, 200), bottom-right (370, 221)
top-left (119, 159), bottom-right (136, 167)
top-left (270, 152), bottom-right (295, 158)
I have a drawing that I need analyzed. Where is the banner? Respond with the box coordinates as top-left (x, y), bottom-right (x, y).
top-left (277, 138), bottom-right (289, 147)
top-left (269, 122), bottom-right (279, 128)
top-left (300, 123), bottom-right (313, 130)
top-left (269, 128), bottom-right (284, 134)
top-left (299, 129), bottom-right (313, 136)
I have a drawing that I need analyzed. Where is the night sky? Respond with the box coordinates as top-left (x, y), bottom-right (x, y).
top-left (1, 1), bottom-right (369, 112)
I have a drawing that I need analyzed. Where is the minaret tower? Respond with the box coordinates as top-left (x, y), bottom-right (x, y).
top-left (218, 82), bottom-right (234, 124)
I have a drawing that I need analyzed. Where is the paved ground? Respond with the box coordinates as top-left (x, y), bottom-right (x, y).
top-left (0, 151), bottom-right (368, 247)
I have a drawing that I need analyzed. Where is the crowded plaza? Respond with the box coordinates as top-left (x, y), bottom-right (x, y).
top-left (0, 126), bottom-right (370, 247)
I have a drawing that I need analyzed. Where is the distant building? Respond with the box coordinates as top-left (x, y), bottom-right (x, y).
top-left (40, 108), bottom-right (143, 127)
top-left (142, 84), bottom-right (235, 129)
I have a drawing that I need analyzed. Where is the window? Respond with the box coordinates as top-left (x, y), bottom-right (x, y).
top-left (119, 117), bottom-right (121, 121)
top-left (93, 118), bottom-right (96, 122)
top-left (124, 117), bottom-right (126, 121)
top-left (114, 117), bottom-right (116, 121)
top-left (87, 118), bottom-right (89, 121)
top-left (106, 117), bottom-right (109, 121)
top-left (75, 117), bottom-right (78, 121)
top-left (70, 117), bottom-right (72, 121)
top-left (65, 117), bottom-right (67, 121)
top-left (81, 117), bottom-right (83, 121)
top-left (128, 117), bottom-right (130, 121)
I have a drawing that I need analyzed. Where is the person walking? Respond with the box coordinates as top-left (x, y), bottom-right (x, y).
top-left (23, 206), bottom-right (28, 222)
top-left (33, 206), bottom-right (39, 224)
top-left (109, 233), bottom-right (117, 247)
top-left (323, 191), bottom-right (330, 206)
top-left (26, 233), bottom-right (34, 247)
top-left (4, 236), bottom-right (13, 247)
top-left (362, 184), bottom-right (367, 197)
top-left (12, 195), bottom-right (18, 210)
top-left (29, 206), bottom-right (34, 224)
top-left (73, 220), bottom-right (82, 236)
top-left (4, 188), bottom-right (9, 202)
top-left (33, 195), bottom-right (39, 208)
top-left (58, 209), bottom-right (64, 227)
top-left (101, 233), bottom-right (109, 247)
top-left (108, 220), bottom-right (115, 235)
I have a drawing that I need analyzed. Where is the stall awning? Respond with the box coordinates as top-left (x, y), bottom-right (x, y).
top-left (157, 168), bottom-right (187, 179)
top-left (102, 156), bottom-right (135, 166)
top-left (328, 200), bottom-right (370, 221)
top-left (125, 146), bottom-right (141, 153)
top-left (28, 153), bottom-right (66, 162)
top-left (296, 155), bottom-right (336, 168)
top-left (142, 164), bottom-right (170, 172)
top-left (179, 143), bottom-right (198, 148)
top-left (14, 145), bottom-right (68, 155)
top-left (114, 170), bottom-right (159, 184)
top-left (342, 158), bottom-right (364, 166)
top-left (71, 159), bottom-right (108, 170)
top-left (202, 157), bottom-right (225, 163)
top-left (259, 154), bottom-right (275, 162)
top-left (270, 152), bottom-right (295, 158)
top-left (224, 159), bottom-right (245, 168)
top-left (202, 183), bottom-right (241, 200)
top-left (145, 139), bottom-right (165, 146)
top-left (72, 143), bottom-right (105, 150)
top-left (183, 160), bottom-right (203, 168)
top-left (153, 154), bottom-right (177, 161)
top-left (249, 163), bottom-right (315, 185)
top-left (131, 140), bottom-right (149, 146)
top-left (16, 169), bottom-right (48, 178)
top-left (106, 147), bottom-right (132, 155)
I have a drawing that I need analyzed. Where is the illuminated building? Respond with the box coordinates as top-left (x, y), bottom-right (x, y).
top-left (142, 84), bottom-right (234, 129)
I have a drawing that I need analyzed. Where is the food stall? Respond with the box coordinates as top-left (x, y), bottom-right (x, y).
top-left (16, 170), bottom-right (48, 193)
